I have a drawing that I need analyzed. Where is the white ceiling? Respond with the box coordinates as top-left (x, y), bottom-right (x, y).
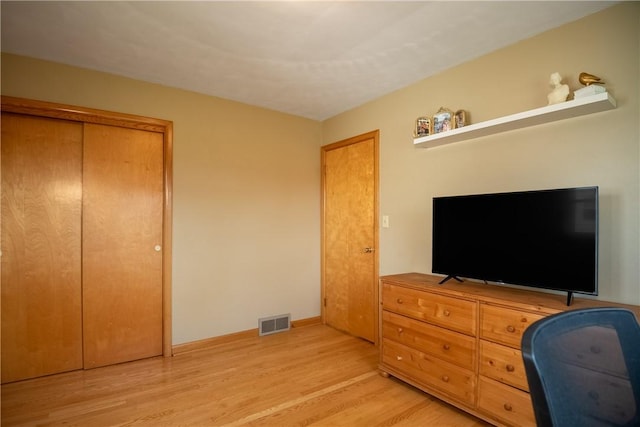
top-left (1, 1), bottom-right (615, 120)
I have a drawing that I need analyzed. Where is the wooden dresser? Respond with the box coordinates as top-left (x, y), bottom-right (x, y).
top-left (379, 273), bottom-right (640, 427)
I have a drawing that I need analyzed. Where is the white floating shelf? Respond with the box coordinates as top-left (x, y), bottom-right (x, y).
top-left (413, 92), bottom-right (617, 149)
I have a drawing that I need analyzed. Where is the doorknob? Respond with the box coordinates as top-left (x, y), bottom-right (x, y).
top-left (363, 247), bottom-right (375, 253)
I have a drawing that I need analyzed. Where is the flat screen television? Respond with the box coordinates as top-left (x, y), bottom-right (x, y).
top-left (432, 186), bottom-right (598, 305)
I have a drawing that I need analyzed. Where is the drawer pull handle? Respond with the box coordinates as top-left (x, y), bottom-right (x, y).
top-left (396, 298), bottom-right (403, 304)
top-left (506, 364), bottom-right (515, 372)
top-left (396, 356), bottom-right (403, 361)
top-left (397, 327), bottom-right (404, 334)
top-left (443, 344), bottom-right (450, 351)
top-left (443, 309), bottom-right (451, 317)
top-left (504, 403), bottom-right (513, 412)
top-left (441, 375), bottom-right (450, 382)
top-left (506, 325), bottom-right (516, 333)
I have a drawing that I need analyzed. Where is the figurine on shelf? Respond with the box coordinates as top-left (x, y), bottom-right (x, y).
top-left (579, 72), bottom-right (604, 86)
top-left (575, 72), bottom-right (607, 99)
top-left (547, 72), bottom-right (570, 105)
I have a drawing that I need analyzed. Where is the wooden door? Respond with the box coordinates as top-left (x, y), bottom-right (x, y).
top-left (322, 131), bottom-right (379, 343)
top-left (1, 113), bottom-right (84, 383)
top-left (82, 123), bottom-right (164, 368)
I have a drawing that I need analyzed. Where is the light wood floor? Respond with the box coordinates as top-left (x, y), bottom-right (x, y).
top-left (1, 324), bottom-right (489, 426)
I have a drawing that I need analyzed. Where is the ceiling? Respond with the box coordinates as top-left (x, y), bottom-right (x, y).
top-left (1, 1), bottom-right (615, 121)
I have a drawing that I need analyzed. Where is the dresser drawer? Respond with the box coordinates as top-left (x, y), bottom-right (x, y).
top-left (383, 310), bottom-right (476, 370)
top-left (477, 376), bottom-right (536, 427)
top-left (382, 283), bottom-right (477, 336)
top-left (480, 340), bottom-right (528, 391)
top-left (382, 338), bottom-right (475, 406)
top-left (480, 304), bottom-right (545, 348)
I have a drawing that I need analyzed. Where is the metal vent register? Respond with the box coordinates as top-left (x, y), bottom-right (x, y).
top-left (258, 314), bottom-right (291, 336)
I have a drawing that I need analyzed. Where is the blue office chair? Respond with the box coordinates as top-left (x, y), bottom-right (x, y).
top-left (521, 307), bottom-right (640, 427)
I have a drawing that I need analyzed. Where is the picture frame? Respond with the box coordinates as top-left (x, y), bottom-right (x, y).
top-left (414, 116), bottom-right (432, 137)
top-left (454, 110), bottom-right (467, 129)
top-left (433, 107), bottom-right (454, 134)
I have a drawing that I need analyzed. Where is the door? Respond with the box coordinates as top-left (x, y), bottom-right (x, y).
top-left (1, 113), bottom-right (84, 383)
top-left (1, 96), bottom-right (172, 381)
top-left (322, 130), bottom-right (379, 343)
top-left (82, 123), bottom-right (164, 368)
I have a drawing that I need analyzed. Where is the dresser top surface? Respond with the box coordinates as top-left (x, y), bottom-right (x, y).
top-left (381, 273), bottom-right (639, 316)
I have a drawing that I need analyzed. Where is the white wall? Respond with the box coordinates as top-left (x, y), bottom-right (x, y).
top-left (323, 3), bottom-right (640, 305)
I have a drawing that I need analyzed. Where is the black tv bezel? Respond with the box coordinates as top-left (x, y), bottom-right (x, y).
top-left (431, 186), bottom-right (599, 305)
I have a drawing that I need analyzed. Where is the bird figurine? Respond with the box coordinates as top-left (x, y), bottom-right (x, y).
top-left (579, 72), bottom-right (604, 86)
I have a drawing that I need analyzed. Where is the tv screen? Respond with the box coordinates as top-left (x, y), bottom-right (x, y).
top-left (432, 187), bottom-right (598, 304)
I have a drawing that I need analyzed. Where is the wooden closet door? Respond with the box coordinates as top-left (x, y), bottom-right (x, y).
top-left (82, 123), bottom-right (164, 369)
top-left (1, 113), bottom-right (83, 383)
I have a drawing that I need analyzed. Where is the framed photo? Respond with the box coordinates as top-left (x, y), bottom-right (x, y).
top-left (433, 107), bottom-right (454, 134)
top-left (454, 110), bottom-right (467, 129)
top-left (414, 116), bottom-right (431, 137)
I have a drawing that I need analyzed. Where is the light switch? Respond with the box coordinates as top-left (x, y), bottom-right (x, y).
top-left (382, 215), bottom-right (390, 228)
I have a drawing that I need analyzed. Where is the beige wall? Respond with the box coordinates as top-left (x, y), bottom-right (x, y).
top-left (324, 2), bottom-right (640, 305)
top-left (1, 54), bottom-right (323, 345)
top-left (2, 3), bottom-right (639, 348)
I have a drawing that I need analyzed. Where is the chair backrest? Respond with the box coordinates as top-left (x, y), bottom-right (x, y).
top-left (521, 307), bottom-right (640, 427)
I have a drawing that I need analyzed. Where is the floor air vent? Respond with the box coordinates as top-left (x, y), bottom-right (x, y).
top-left (259, 314), bottom-right (291, 336)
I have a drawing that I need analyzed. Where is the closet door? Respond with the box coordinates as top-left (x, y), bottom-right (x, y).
top-left (82, 123), bottom-right (164, 369)
top-left (1, 113), bottom-right (83, 383)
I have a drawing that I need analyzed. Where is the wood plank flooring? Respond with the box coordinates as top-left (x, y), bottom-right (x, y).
top-left (1, 324), bottom-right (490, 426)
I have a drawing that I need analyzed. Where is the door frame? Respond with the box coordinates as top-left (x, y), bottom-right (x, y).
top-left (321, 130), bottom-right (380, 344)
top-left (1, 96), bottom-right (174, 357)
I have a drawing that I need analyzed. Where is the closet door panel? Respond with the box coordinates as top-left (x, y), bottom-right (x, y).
top-left (82, 124), bottom-right (164, 369)
top-left (1, 113), bottom-right (83, 383)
